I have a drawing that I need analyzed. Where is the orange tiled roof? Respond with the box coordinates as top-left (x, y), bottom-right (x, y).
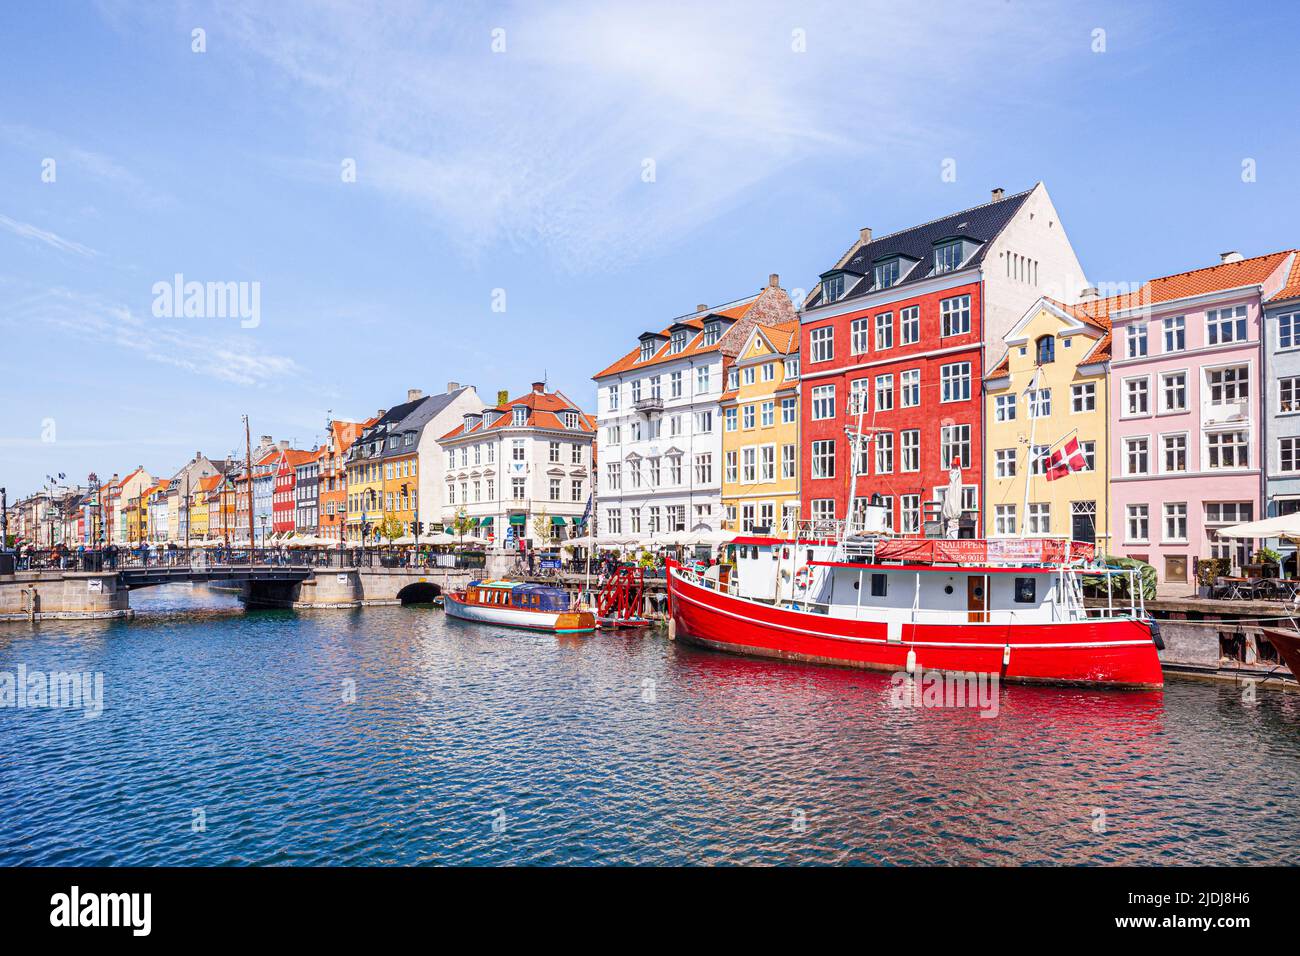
top-left (440, 389), bottom-right (594, 440)
top-left (196, 474), bottom-right (222, 494)
top-left (757, 319), bottom-right (800, 355)
top-left (1268, 251), bottom-right (1300, 304)
top-left (593, 293), bottom-right (762, 378)
top-left (1140, 251), bottom-right (1292, 305)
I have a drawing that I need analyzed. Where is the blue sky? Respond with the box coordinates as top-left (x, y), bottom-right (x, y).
top-left (2, 0), bottom-right (1298, 494)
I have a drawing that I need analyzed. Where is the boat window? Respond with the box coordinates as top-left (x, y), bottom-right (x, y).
top-left (870, 573), bottom-right (888, 597)
top-left (1014, 577), bottom-right (1037, 603)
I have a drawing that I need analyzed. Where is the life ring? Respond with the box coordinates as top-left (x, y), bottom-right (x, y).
top-left (794, 567), bottom-right (810, 590)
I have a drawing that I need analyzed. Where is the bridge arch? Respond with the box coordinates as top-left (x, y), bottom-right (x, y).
top-left (396, 581), bottom-right (442, 605)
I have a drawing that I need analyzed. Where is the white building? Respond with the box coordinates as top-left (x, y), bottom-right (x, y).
top-left (437, 383), bottom-right (595, 549)
top-left (592, 276), bottom-right (796, 537)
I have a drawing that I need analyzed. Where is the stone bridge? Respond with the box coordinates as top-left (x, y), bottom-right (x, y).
top-left (0, 564), bottom-right (474, 621)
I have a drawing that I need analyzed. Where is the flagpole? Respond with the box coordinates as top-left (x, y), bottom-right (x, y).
top-left (1021, 369), bottom-right (1040, 536)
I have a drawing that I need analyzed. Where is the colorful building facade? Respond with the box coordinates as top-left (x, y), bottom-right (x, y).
top-left (720, 320), bottom-right (801, 533)
top-left (984, 296), bottom-right (1112, 543)
top-left (799, 184), bottom-right (1087, 534)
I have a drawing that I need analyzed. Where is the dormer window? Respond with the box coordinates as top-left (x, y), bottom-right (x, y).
top-left (464, 413), bottom-right (480, 432)
top-left (564, 411), bottom-right (579, 428)
top-left (512, 406), bottom-right (528, 426)
top-left (874, 259), bottom-right (901, 290)
top-left (638, 341), bottom-right (655, 362)
top-left (670, 329), bottom-right (688, 353)
top-left (934, 241), bottom-right (964, 274)
top-left (701, 322), bottom-right (721, 346)
top-left (822, 274), bottom-right (846, 303)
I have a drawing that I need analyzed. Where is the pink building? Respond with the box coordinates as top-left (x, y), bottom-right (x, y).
top-left (1109, 251), bottom-right (1294, 586)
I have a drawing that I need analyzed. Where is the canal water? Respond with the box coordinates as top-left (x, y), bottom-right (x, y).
top-left (2, 584), bottom-right (1298, 866)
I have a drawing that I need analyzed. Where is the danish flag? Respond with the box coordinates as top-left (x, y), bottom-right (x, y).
top-left (1045, 437), bottom-right (1087, 481)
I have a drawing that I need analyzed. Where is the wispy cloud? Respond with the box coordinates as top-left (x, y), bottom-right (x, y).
top-left (0, 286), bottom-right (301, 387)
top-left (0, 213), bottom-right (98, 257)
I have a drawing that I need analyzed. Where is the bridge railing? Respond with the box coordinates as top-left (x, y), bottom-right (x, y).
top-left (10, 546), bottom-right (488, 573)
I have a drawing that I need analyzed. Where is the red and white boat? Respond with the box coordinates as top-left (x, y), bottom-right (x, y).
top-left (666, 522), bottom-right (1163, 689)
top-left (444, 580), bottom-right (596, 634)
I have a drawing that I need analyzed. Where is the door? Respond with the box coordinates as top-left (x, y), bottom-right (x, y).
top-left (966, 575), bottom-right (988, 623)
top-left (1071, 501), bottom-right (1097, 544)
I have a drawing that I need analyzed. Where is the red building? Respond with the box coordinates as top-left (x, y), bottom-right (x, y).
top-left (798, 184), bottom-right (1087, 535)
top-left (272, 449), bottom-right (315, 535)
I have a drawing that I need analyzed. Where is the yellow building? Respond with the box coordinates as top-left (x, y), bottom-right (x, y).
top-left (382, 451), bottom-right (419, 538)
top-left (721, 320), bottom-right (801, 534)
top-left (984, 296), bottom-right (1112, 545)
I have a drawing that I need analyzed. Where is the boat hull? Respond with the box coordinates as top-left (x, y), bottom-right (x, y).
top-left (444, 593), bottom-right (596, 634)
top-left (1260, 627), bottom-right (1300, 683)
top-left (666, 567), bottom-right (1163, 689)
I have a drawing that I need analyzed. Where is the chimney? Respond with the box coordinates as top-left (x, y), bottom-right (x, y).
top-left (1080, 286), bottom-right (1100, 303)
top-left (1220, 250), bottom-right (1243, 264)
top-left (407, 388), bottom-right (423, 402)
top-left (377, 409), bottom-right (386, 418)
top-left (696, 303), bottom-right (709, 313)
top-left (991, 187), bottom-right (1005, 201)
top-left (859, 226), bottom-right (872, 243)
top-left (446, 381), bottom-right (460, 393)
top-left (278, 440), bottom-right (290, 451)
top-left (768, 273), bottom-right (780, 288)
top-left (260, 436), bottom-right (272, 446)
top-left (532, 381), bottom-right (546, 395)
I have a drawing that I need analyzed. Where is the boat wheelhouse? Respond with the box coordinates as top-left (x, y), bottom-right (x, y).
top-left (444, 580), bottom-right (596, 634)
top-left (667, 524), bottom-right (1162, 689)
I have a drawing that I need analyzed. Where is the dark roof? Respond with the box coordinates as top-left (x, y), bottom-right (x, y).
top-left (375, 388), bottom-right (471, 460)
top-left (805, 187), bottom-right (1033, 309)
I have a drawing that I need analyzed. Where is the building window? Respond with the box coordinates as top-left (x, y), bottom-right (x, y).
top-left (811, 498), bottom-right (836, 522)
top-left (1035, 335), bottom-right (1055, 365)
top-left (994, 504), bottom-right (1017, 536)
top-left (811, 385), bottom-right (835, 420)
top-left (1071, 382), bottom-right (1096, 413)
top-left (1125, 436), bottom-right (1150, 475)
top-left (724, 407), bottom-right (737, 432)
top-left (1079, 440), bottom-right (1096, 471)
top-left (781, 397), bottom-right (796, 424)
top-left (724, 451), bottom-right (738, 483)
top-left (900, 369), bottom-right (920, 407)
top-left (1280, 312), bottom-right (1300, 350)
top-left (876, 313), bottom-right (894, 350)
top-left (549, 441), bottom-right (561, 463)
top-left (669, 371), bottom-right (683, 398)
top-left (875, 432), bottom-right (894, 474)
top-left (1028, 388), bottom-right (1051, 418)
top-left (1124, 377), bottom-right (1150, 416)
top-left (849, 378), bottom-right (869, 416)
top-left (670, 329), bottom-right (687, 354)
top-left (940, 295), bottom-right (971, 337)
top-left (1161, 371), bottom-right (1187, 412)
top-left (695, 366), bottom-right (711, 394)
top-left (694, 453), bottom-right (712, 484)
top-left (549, 478), bottom-right (561, 501)
top-left (934, 241), bottom-right (963, 274)
top-left (1163, 316), bottom-right (1185, 352)
top-left (761, 362), bottom-right (775, 382)
top-left (940, 424), bottom-right (971, 469)
top-left (995, 448), bottom-right (1017, 478)
top-left (781, 444), bottom-right (796, 479)
top-left (994, 394), bottom-right (1016, 422)
top-left (940, 362), bottom-right (971, 402)
top-left (822, 274), bottom-right (846, 302)
top-left (875, 375), bottom-right (894, 412)
top-left (1280, 377), bottom-right (1300, 413)
top-left (900, 306), bottom-right (919, 345)
top-left (759, 446), bottom-right (775, 482)
top-left (785, 356), bottom-right (800, 379)
top-left (874, 259), bottom-right (900, 290)
top-left (1207, 305), bottom-right (1248, 345)
top-left (850, 317), bottom-right (870, 355)
top-left (811, 440), bottom-right (836, 479)
top-left (1163, 502), bottom-right (1188, 542)
top-left (742, 366), bottom-right (756, 386)
top-left (1126, 324), bottom-right (1147, 358)
top-left (1126, 504), bottom-right (1149, 542)
top-left (1162, 433), bottom-right (1187, 473)
top-left (1283, 438), bottom-right (1300, 473)
top-left (1206, 430), bottom-right (1249, 469)
top-left (638, 341), bottom-right (655, 363)
top-left (742, 404), bottom-right (756, 429)
top-left (809, 326), bottom-right (834, 363)
top-left (1027, 503), bottom-right (1050, 535)
top-left (901, 430), bottom-right (919, 472)
top-left (901, 495), bottom-right (921, 534)
top-left (607, 463), bottom-right (621, 491)
top-left (1207, 366), bottom-right (1249, 405)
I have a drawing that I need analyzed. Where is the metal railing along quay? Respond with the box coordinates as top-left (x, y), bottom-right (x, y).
top-left (8, 547), bottom-right (488, 573)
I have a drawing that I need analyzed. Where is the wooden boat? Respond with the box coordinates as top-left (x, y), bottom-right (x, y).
top-left (444, 579), bottom-right (596, 634)
top-left (666, 527), bottom-right (1164, 689)
top-left (1259, 626), bottom-right (1300, 683)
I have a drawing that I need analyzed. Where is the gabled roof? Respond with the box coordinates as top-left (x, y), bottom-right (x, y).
top-left (440, 388), bottom-right (595, 440)
top-left (195, 474), bottom-right (223, 494)
top-left (750, 319), bottom-right (800, 356)
top-left (987, 292), bottom-right (1123, 379)
top-left (1267, 251), bottom-right (1300, 306)
top-left (593, 294), bottom-right (761, 378)
top-left (806, 187), bottom-right (1034, 309)
top-left (375, 389), bottom-right (474, 460)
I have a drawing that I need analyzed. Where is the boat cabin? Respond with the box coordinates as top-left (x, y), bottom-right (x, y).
top-left (463, 580), bottom-right (574, 611)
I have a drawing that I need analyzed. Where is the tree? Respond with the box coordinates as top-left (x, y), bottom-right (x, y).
top-left (532, 507), bottom-right (551, 545)
top-left (451, 506), bottom-right (474, 544)
top-left (377, 514), bottom-right (405, 543)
